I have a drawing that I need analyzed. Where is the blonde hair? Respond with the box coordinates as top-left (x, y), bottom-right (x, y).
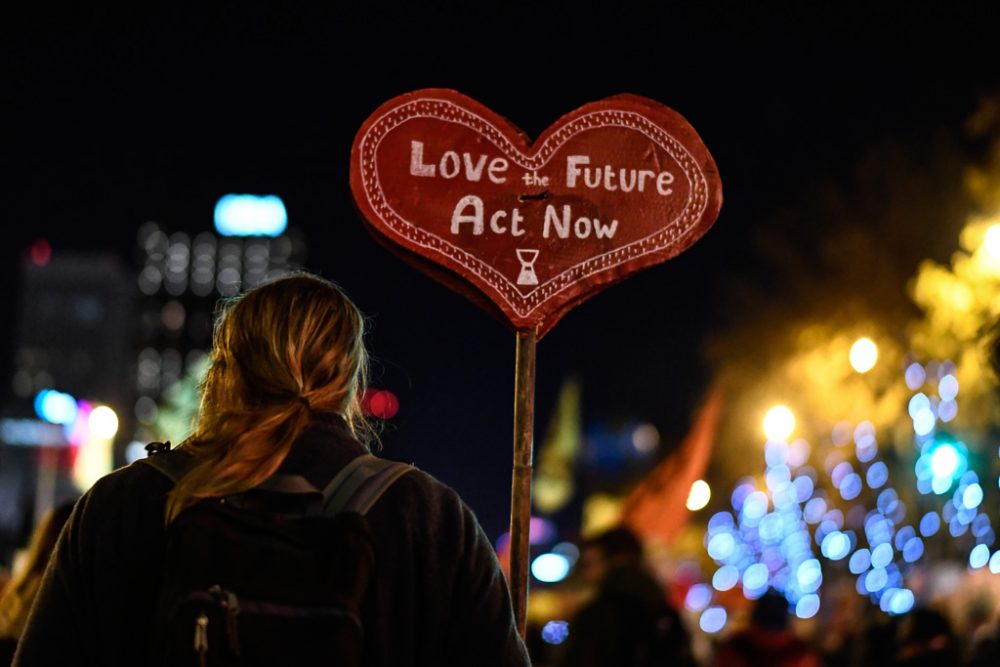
top-left (166, 273), bottom-right (372, 523)
top-left (0, 502), bottom-right (75, 639)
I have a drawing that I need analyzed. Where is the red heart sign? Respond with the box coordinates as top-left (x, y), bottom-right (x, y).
top-left (350, 89), bottom-right (722, 337)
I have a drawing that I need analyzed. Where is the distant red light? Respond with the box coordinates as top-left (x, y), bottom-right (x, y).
top-left (362, 388), bottom-right (399, 419)
top-left (30, 239), bottom-right (52, 266)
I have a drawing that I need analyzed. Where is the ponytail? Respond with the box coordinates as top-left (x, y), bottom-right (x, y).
top-left (165, 274), bottom-right (371, 523)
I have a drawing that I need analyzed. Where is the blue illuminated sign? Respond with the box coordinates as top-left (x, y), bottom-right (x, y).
top-left (214, 194), bottom-right (288, 237)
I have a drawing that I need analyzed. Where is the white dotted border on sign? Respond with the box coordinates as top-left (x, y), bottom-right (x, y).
top-left (358, 98), bottom-right (709, 318)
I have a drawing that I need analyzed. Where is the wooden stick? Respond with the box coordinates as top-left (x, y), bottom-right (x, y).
top-left (508, 329), bottom-right (537, 638)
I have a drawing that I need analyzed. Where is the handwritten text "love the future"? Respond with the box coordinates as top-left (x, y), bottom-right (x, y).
top-left (409, 141), bottom-right (675, 240)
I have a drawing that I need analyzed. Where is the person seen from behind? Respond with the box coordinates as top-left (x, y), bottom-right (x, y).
top-left (894, 608), bottom-right (957, 666)
top-left (711, 589), bottom-right (820, 667)
top-left (0, 502), bottom-right (74, 665)
top-left (558, 526), bottom-right (693, 667)
top-left (14, 273), bottom-right (530, 666)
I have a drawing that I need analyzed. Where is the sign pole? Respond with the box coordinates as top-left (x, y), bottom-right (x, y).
top-left (508, 329), bottom-right (537, 638)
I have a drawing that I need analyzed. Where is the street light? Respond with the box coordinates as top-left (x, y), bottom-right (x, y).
top-left (850, 337), bottom-right (878, 373)
top-left (983, 224), bottom-right (1000, 263)
top-left (88, 405), bottom-right (119, 439)
top-left (763, 405), bottom-right (795, 442)
top-left (686, 480), bottom-right (712, 511)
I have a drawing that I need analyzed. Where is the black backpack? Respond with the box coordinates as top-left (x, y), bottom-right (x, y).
top-left (142, 443), bottom-right (412, 666)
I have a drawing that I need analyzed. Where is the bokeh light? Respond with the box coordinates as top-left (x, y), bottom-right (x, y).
top-left (712, 565), bottom-right (739, 591)
top-left (970, 544), bottom-right (990, 569)
top-left (929, 440), bottom-right (962, 482)
top-left (795, 594), bottom-right (820, 619)
top-left (531, 553), bottom-right (571, 583)
top-left (983, 223), bottom-right (1000, 261)
top-left (214, 194), bottom-right (288, 237)
top-left (849, 548), bottom-right (871, 574)
top-left (962, 483), bottom-right (983, 510)
top-left (551, 542), bottom-right (580, 565)
top-left (938, 375), bottom-right (959, 401)
top-left (763, 405), bottom-right (796, 442)
top-left (821, 531), bottom-right (851, 560)
top-left (849, 337), bottom-right (878, 373)
top-left (541, 620), bottom-right (569, 645)
top-left (902, 537), bottom-right (924, 563)
top-left (34, 389), bottom-right (78, 425)
top-left (687, 480), bottom-right (712, 511)
top-left (743, 563), bottom-right (769, 591)
top-left (684, 584), bottom-right (713, 612)
top-left (885, 588), bottom-right (915, 615)
top-left (699, 607), bottom-right (727, 633)
top-left (904, 363), bottom-right (926, 390)
top-left (88, 405), bottom-right (119, 439)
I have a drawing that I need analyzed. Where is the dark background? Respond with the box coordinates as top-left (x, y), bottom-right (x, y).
top-left (4, 3), bottom-right (1000, 539)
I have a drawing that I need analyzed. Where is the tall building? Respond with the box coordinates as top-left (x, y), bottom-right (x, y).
top-left (129, 221), bottom-right (305, 453)
top-left (1, 251), bottom-right (132, 556)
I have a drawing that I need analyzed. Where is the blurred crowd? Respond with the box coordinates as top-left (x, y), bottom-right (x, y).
top-left (526, 526), bottom-right (1000, 667)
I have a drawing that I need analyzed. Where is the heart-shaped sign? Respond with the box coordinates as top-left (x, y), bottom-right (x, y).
top-left (350, 89), bottom-right (722, 337)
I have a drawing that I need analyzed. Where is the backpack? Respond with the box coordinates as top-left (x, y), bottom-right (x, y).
top-left (141, 442), bottom-right (412, 667)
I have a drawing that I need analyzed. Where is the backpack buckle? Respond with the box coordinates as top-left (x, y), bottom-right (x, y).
top-left (145, 441), bottom-right (172, 456)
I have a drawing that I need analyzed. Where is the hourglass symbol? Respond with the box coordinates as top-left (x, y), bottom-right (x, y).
top-left (516, 249), bottom-right (540, 286)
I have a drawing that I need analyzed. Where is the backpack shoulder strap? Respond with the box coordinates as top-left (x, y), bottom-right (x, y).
top-left (140, 446), bottom-right (411, 514)
top-left (322, 453), bottom-right (413, 516)
top-left (140, 445), bottom-right (196, 484)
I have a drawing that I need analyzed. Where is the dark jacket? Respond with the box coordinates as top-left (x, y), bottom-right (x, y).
top-left (559, 565), bottom-right (693, 667)
top-left (712, 628), bottom-right (821, 667)
top-left (14, 414), bottom-right (530, 666)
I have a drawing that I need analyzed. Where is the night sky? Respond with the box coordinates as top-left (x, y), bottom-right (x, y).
top-left (5, 4), bottom-right (1000, 539)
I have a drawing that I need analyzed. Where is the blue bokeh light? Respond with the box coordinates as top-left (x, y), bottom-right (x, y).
top-left (796, 559), bottom-right (822, 593)
top-left (214, 194), bottom-right (288, 237)
top-left (908, 393), bottom-right (930, 419)
top-left (793, 476), bottom-right (815, 503)
top-left (712, 565), bottom-right (739, 591)
top-left (684, 584), bottom-right (713, 612)
top-left (962, 483), bottom-right (984, 510)
top-left (849, 548), bottom-right (871, 574)
top-left (742, 492), bottom-right (769, 521)
top-left (865, 567), bottom-right (888, 593)
top-left (699, 607), bottom-right (727, 633)
top-left (795, 594), bottom-right (820, 619)
top-left (871, 543), bottom-right (893, 569)
top-left (541, 620), bottom-right (570, 645)
top-left (905, 363), bottom-right (926, 390)
top-left (931, 444), bottom-right (960, 479)
top-left (34, 389), bottom-right (78, 425)
top-left (839, 473), bottom-right (863, 500)
top-left (731, 481), bottom-right (756, 511)
top-left (913, 408), bottom-right (936, 437)
top-left (743, 563), bottom-right (769, 591)
top-left (707, 533), bottom-right (736, 560)
top-left (804, 497), bottom-right (827, 524)
top-left (708, 512), bottom-right (735, 535)
top-left (866, 462), bottom-right (888, 489)
top-left (531, 553), bottom-right (571, 583)
top-left (821, 532), bottom-right (851, 560)
top-left (938, 375), bottom-right (958, 401)
top-left (970, 544), bottom-right (990, 569)
top-left (887, 588), bottom-right (915, 615)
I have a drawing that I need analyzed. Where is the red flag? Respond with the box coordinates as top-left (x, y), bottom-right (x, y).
top-left (621, 388), bottom-right (723, 545)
